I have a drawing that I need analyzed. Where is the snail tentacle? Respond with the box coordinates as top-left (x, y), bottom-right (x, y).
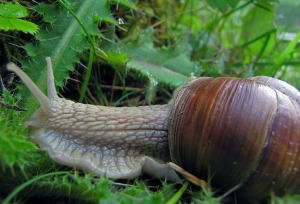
top-left (6, 62), bottom-right (51, 115)
top-left (46, 57), bottom-right (58, 99)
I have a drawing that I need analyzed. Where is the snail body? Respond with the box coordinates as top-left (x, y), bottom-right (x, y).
top-left (7, 58), bottom-right (300, 202)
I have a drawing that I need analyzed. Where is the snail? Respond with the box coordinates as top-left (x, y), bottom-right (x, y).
top-left (7, 57), bottom-right (300, 203)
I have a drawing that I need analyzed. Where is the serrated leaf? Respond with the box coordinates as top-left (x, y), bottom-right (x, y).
top-left (0, 2), bottom-right (28, 18)
top-left (33, 2), bottom-right (58, 24)
top-left (120, 29), bottom-right (199, 88)
top-left (0, 2), bottom-right (38, 34)
top-left (22, 0), bottom-right (116, 113)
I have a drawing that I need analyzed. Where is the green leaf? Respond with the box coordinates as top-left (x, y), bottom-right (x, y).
top-left (21, 0), bottom-right (116, 113)
top-left (31, 2), bottom-right (58, 24)
top-left (239, 2), bottom-right (276, 56)
top-left (206, 0), bottom-right (229, 12)
top-left (107, 52), bottom-right (130, 68)
top-left (109, 0), bottom-right (135, 9)
top-left (227, 0), bottom-right (240, 7)
top-left (127, 60), bottom-right (189, 88)
top-left (0, 2), bottom-right (38, 34)
top-left (0, 2), bottom-right (27, 18)
top-left (206, 0), bottom-right (240, 12)
top-left (120, 29), bottom-right (199, 88)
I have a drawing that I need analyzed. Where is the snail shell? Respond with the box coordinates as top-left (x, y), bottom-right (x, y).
top-left (169, 77), bottom-right (300, 201)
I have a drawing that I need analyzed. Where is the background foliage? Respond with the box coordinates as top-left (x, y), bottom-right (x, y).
top-left (1, 0), bottom-right (300, 203)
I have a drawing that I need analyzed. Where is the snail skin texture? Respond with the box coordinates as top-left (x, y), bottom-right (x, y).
top-left (7, 58), bottom-right (300, 203)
